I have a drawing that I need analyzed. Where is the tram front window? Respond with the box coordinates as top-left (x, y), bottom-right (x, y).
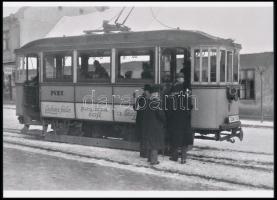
top-left (227, 51), bottom-right (232, 82)
top-left (210, 49), bottom-right (217, 82)
top-left (117, 48), bottom-right (154, 82)
top-left (220, 50), bottom-right (226, 82)
top-left (193, 49), bottom-right (200, 82)
top-left (78, 49), bottom-right (111, 82)
top-left (201, 49), bottom-right (209, 82)
top-left (233, 50), bottom-right (239, 82)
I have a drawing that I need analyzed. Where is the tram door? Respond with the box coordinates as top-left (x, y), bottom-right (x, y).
top-left (160, 47), bottom-right (191, 88)
top-left (23, 55), bottom-right (40, 119)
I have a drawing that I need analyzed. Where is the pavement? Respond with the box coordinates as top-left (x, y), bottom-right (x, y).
top-left (240, 119), bottom-right (273, 128)
top-left (3, 104), bottom-right (273, 128)
top-left (5, 147), bottom-right (221, 191)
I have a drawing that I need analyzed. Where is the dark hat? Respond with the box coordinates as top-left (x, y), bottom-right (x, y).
top-left (143, 84), bottom-right (152, 92)
top-left (94, 60), bottom-right (100, 65)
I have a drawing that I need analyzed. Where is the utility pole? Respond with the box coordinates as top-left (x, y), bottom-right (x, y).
top-left (257, 66), bottom-right (267, 123)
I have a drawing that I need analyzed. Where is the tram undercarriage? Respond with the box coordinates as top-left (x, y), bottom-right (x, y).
top-left (194, 123), bottom-right (243, 143)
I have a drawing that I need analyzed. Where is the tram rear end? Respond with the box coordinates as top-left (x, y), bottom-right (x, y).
top-left (190, 48), bottom-right (243, 143)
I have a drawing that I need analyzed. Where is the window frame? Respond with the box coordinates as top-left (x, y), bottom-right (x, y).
top-left (115, 47), bottom-right (155, 84)
top-left (15, 54), bottom-right (39, 83)
top-left (232, 49), bottom-right (240, 83)
top-left (3, 31), bottom-right (9, 51)
top-left (191, 46), bottom-right (220, 85)
top-left (43, 51), bottom-right (74, 83)
top-left (219, 48), bottom-right (227, 84)
top-left (209, 48), bottom-right (218, 84)
top-left (77, 49), bottom-right (112, 84)
top-left (159, 47), bottom-right (189, 84)
top-left (239, 69), bottom-right (256, 100)
top-left (191, 47), bottom-right (201, 84)
top-left (218, 47), bottom-right (237, 85)
top-left (200, 48), bottom-right (209, 84)
top-left (226, 50), bottom-right (233, 83)
top-left (26, 55), bottom-right (39, 82)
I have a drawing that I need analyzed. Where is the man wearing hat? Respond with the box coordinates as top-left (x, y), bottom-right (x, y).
top-left (167, 72), bottom-right (194, 164)
top-left (141, 84), bottom-right (166, 165)
top-left (133, 84), bottom-right (151, 158)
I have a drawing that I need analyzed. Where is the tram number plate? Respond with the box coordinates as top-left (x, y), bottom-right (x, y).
top-left (228, 115), bottom-right (239, 123)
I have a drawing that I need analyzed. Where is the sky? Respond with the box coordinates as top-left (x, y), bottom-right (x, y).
top-left (3, 3), bottom-right (273, 54)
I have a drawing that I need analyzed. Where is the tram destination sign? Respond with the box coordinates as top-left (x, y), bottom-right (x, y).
top-left (228, 115), bottom-right (240, 123)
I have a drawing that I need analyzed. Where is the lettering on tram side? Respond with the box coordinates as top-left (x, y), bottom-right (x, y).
top-left (41, 102), bottom-right (75, 118)
top-left (114, 105), bottom-right (136, 123)
top-left (76, 103), bottom-right (113, 121)
top-left (79, 89), bottom-right (198, 123)
top-left (81, 89), bottom-right (137, 122)
top-left (50, 90), bottom-right (64, 96)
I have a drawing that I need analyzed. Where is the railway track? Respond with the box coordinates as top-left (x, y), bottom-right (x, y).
top-left (3, 127), bottom-right (273, 190)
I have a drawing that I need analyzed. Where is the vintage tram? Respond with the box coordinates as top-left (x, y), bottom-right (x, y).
top-left (14, 29), bottom-right (243, 150)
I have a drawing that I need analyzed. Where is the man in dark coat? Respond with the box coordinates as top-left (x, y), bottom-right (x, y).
top-left (167, 72), bottom-right (193, 164)
top-left (133, 84), bottom-right (151, 158)
top-left (141, 84), bottom-right (166, 165)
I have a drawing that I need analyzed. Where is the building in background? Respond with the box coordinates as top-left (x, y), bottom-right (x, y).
top-left (3, 14), bottom-right (20, 102)
top-left (239, 52), bottom-right (274, 120)
top-left (3, 6), bottom-right (106, 102)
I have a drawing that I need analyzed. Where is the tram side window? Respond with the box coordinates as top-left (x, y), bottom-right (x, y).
top-left (160, 53), bottom-right (172, 83)
top-left (194, 49), bottom-right (200, 82)
top-left (210, 49), bottom-right (217, 82)
top-left (78, 50), bottom-right (110, 82)
top-left (233, 51), bottom-right (239, 82)
top-left (226, 51), bottom-right (233, 82)
top-left (220, 50), bottom-right (226, 82)
top-left (201, 49), bottom-right (208, 82)
top-left (44, 52), bottom-right (73, 82)
top-left (117, 48), bottom-right (154, 82)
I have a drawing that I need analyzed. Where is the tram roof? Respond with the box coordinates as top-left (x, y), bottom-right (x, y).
top-left (15, 29), bottom-right (241, 54)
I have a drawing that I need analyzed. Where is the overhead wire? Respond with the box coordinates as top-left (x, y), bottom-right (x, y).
top-left (150, 7), bottom-right (178, 30)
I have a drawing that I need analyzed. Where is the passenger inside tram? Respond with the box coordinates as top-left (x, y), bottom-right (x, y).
top-left (93, 60), bottom-right (109, 79)
top-left (79, 57), bottom-right (110, 80)
top-left (125, 70), bottom-right (133, 79)
top-left (141, 62), bottom-right (153, 79)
